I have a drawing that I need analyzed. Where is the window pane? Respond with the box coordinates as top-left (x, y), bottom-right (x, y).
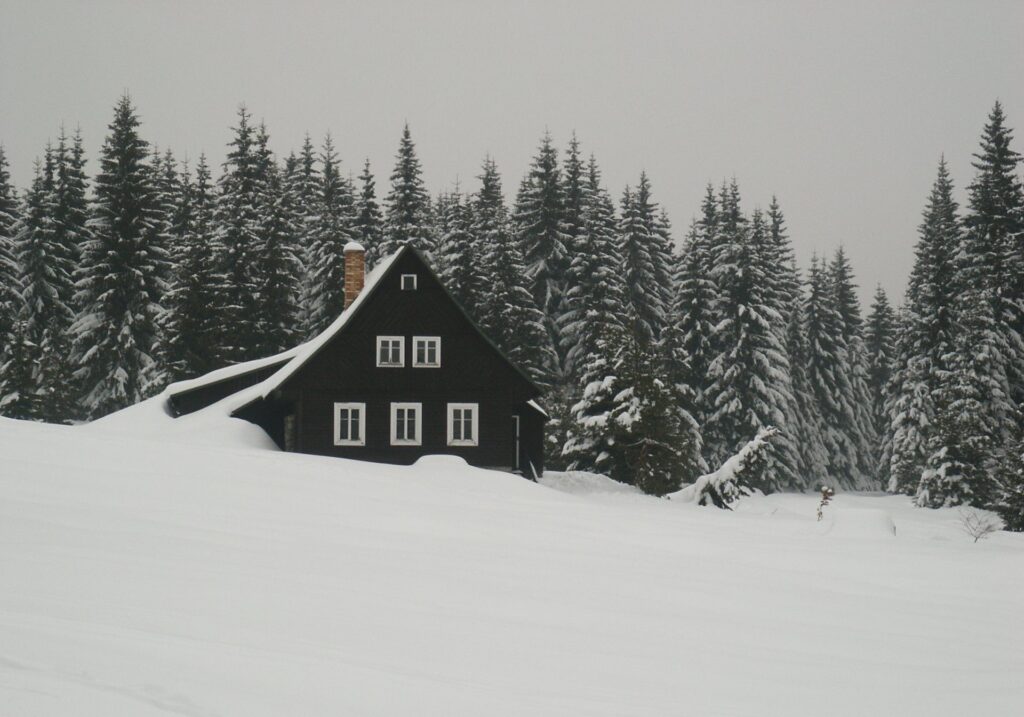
top-left (428, 344), bottom-right (436, 364)
top-left (452, 409), bottom-right (462, 440)
top-left (339, 409), bottom-right (350, 440)
top-left (397, 410), bottom-right (406, 439)
top-left (417, 343), bottom-right (425, 364)
top-left (379, 345), bottom-right (387, 363)
top-left (352, 411), bottom-right (360, 440)
top-left (463, 413), bottom-right (473, 440)
top-left (408, 410), bottom-right (416, 437)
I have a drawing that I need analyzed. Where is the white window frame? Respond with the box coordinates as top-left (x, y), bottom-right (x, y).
top-left (412, 336), bottom-right (442, 367)
top-left (390, 402), bottom-right (422, 446)
top-left (376, 336), bottom-right (405, 367)
top-left (401, 274), bottom-right (418, 290)
top-left (447, 403), bottom-right (479, 447)
top-left (334, 402), bottom-right (366, 446)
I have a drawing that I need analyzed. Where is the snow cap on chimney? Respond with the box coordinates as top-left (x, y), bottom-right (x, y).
top-left (343, 242), bottom-right (366, 309)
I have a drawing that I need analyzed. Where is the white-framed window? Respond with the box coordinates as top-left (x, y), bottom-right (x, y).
top-left (376, 336), bottom-right (405, 367)
top-left (401, 274), bottom-right (417, 290)
top-left (447, 403), bottom-right (479, 447)
top-left (334, 402), bottom-right (366, 446)
top-left (390, 402), bottom-right (422, 445)
top-left (412, 336), bottom-right (441, 367)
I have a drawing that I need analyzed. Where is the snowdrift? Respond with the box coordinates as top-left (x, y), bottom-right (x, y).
top-left (1, 407), bottom-right (1022, 716)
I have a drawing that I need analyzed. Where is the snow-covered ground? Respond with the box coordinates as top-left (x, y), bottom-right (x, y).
top-left (1, 403), bottom-right (1022, 716)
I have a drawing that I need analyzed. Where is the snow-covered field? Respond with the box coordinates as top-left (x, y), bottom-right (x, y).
top-left (1, 402), bottom-right (1022, 716)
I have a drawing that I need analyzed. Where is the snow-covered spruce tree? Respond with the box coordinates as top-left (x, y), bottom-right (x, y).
top-left (618, 173), bottom-right (673, 344)
top-left (676, 427), bottom-right (778, 509)
top-left (993, 426), bottom-right (1024, 531)
top-left (864, 285), bottom-right (897, 467)
top-left (785, 279), bottom-right (830, 489)
top-left (32, 129), bottom-right (93, 421)
top-left (664, 186), bottom-right (720, 429)
top-left (0, 319), bottom-right (37, 419)
top-left (287, 134), bottom-right (321, 332)
top-left (355, 158), bottom-right (384, 266)
top-left (434, 184), bottom-right (480, 319)
top-left (0, 145), bottom-right (27, 416)
top-left (963, 101), bottom-right (1024, 412)
top-left (472, 157), bottom-right (557, 391)
top-left (917, 289), bottom-right (1007, 508)
top-left (381, 123), bottom-right (433, 257)
top-left (514, 131), bottom-right (570, 373)
top-left (251, 123), bottom-right (301, 356)
top-left (829, 247), bottom-right (879, 485)
top-left (563, 314), bottom-right (703, 493)
top-left (803, 256), bottom-right (866, 489)
top-left (886, 158), bottom-right (961, 495)
top-left (213, 106), bottom-right (264, 363)
top-left (613, 323), bottom-right (704, 496)
top-left (554, 156), bottom-right (627, 468)
top-left (306, 134), bottom-right (356, 335)
top-left (72, 95), bottom-right (169, 418)
top-left (163, 155), bottom-right (225, 379)
top-left (558, 155), bottom-right (626, 386)
top-left (702, 207), bottom-right (799, 492)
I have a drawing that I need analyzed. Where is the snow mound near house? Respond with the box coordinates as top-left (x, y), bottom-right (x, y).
top-left (540, 470), bottom-right (645, 496)
top-left (1, 411), bottom-right (1022, 716)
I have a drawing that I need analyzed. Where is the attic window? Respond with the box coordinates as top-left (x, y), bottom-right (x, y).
top-left (401, 274), bottom-right (418, 290)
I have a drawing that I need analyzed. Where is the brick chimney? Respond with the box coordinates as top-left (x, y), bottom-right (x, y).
top-left (343, 241), bottom-right (366, 309)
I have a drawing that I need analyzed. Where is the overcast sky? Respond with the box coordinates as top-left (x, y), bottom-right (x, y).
top-left (2, 0), bottom-right (1022, 305)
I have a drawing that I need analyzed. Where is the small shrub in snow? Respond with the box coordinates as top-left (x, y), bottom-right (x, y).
top-left (817, 486), bottom-right (835, 522)
top-left (958, 509), bottom-right (1002, 543)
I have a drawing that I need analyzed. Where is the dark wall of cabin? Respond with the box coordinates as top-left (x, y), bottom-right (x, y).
top-left (279, 250), bottom-right (544, 472)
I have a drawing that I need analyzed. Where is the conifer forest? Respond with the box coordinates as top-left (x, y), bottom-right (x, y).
top-left (1, 96), bottom-right (1023, 529)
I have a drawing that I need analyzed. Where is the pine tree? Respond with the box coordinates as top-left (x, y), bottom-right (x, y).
top-left (434, 183), bottom-right (479, 317)
top-left (252, 123), bottom-right (300, 355)
top-left (381, 123), bottom-right (433, 256)
top-left (355, 158), bottom-right (384, 265)
top-left (163, 155), bottom-right (225, 379)
top-left (803, 256), bottom-right (865, 489)
top-left (886, 158), bottom-right (962, 494)
top-left (564, 316), bottom-right (702, 494)
top-left (307, 134), bottom-right (357, 334)
top-left (288, 134), bottom-right (321, 331)
top-left (786, 279), bottom-right (830, 489)
top-left (72, 95), bottom-right (168, 417)
top-left (665, 186), bottom-right (719, 428)
top-left (964, 101), bottom-right (1024, 411)
top-left (0, 145), bottom-right (26, 416)
top-left (514, 132), bottom-right (570, 370)
top-left (618, 173), bottom-right (673, 343)
top-left (993, 426), bottom-right (1024, 531)
top-left (0, 319), bottom-right (37, 419)
top-left (703, 207), bottom-right (798, 492)
top-left (473, 157), bottom-right (557, 390)
top-left (213, 106), bottom-right (264, 363)
top-left (558, 155), bottom-right (626, 385)
top-left (829, 247), bottom-right (879, 485)
top-left (864, 285), bottom-right (897, 462)
top-left (561, 132), bottom-right (586, 253)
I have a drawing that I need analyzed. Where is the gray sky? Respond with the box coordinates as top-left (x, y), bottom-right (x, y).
top-left (2, 0), bottom-right (1022, 305)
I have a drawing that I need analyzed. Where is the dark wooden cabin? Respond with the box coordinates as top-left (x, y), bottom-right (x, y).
top-left (166, 243), bottom-right (547, 477)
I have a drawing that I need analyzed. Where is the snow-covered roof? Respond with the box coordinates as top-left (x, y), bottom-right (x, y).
top-left (526, 399), bottom-right (548, 417)
top-left (163, 249), bottom-right (401, 413)
top-left (164, 344), bottom-right (306, 398)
